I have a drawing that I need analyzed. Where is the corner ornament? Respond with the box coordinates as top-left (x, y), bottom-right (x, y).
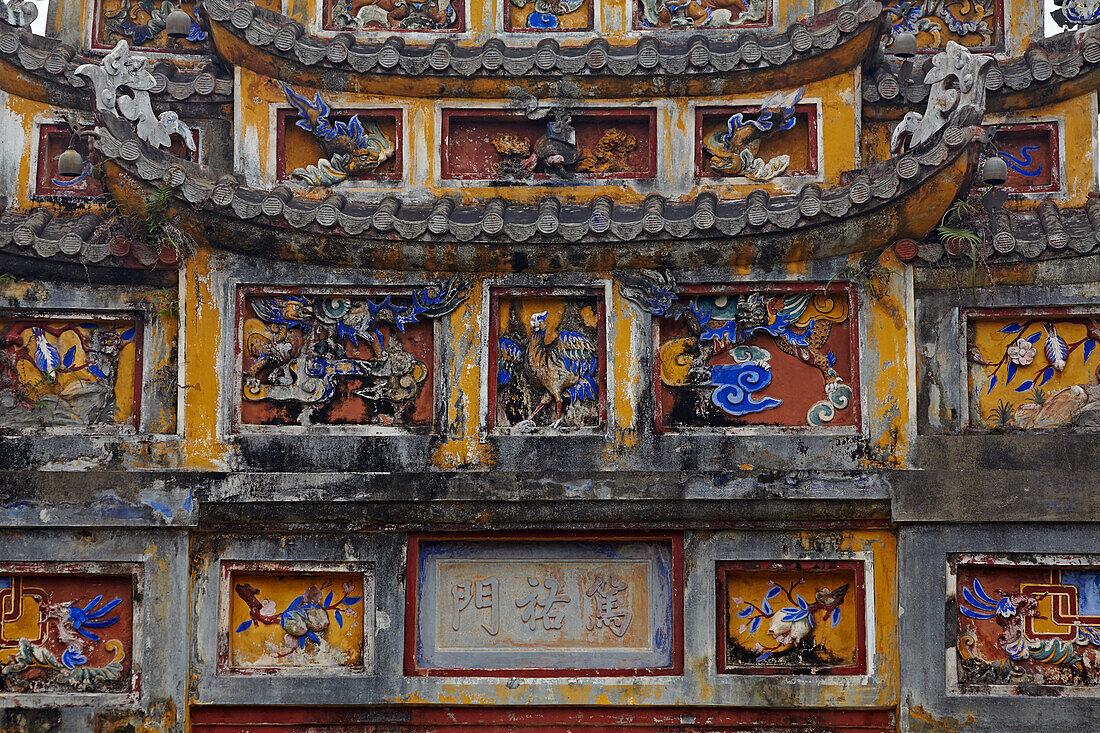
top-left (75, 40), bottom-right (196, 152)
top-left (890, 40), bottom-right (993, 154)
top-left (0, 0), bottom-right (37, 27)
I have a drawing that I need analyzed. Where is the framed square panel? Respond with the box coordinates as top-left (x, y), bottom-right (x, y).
top-left (716, 560), bottom-right (867, 675)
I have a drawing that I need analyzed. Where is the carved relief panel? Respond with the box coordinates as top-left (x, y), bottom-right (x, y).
top-left (653, 285), bottom-right (857, 431)
top-left (696, 94), bottom-right (818, 182)
top-left (236, 281), bottom-right (466, 430)
top-left (0, 565), bottom-right (138, 697)
top-left (717, 560), bottom-right (866, 675)
top-left (442, 110), bottom-right (656, 183)
top-left (885, 0), bottom-right (1002, 52)
top-left (406, 534), bottom-right (682, 675)
top-left (966, 307), bottom-right (1100, 431)
top-left (489, 288), bottom-right (605, 433)
top-left (0, 313), bottom-right (147, 431)
top-left (278, 86), bottom-right (401, 187)
top-left (221, 562), bottom-right (374, 674)
top-left (326, 0), bottom-right (464, 31)
top-left (634, 0), bottom-right (771, 30)
top-left (950, 555), bottom-right (1100, 692)
top-left (93, 0), bottom-right (207, 52)
top-left (505, 0), bottom-right (593, 30)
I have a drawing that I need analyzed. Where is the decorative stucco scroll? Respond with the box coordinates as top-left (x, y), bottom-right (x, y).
top-left (890, 40), bottom-right (993, 154)
top-left (76, 40), bottom-right (196, 151)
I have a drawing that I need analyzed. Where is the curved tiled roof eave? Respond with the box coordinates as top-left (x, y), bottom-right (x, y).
top-left (905, 197), bottom-right (1100, 265)
top-left (864, 26), bottom-right (1100, 118)
top-left (0, 21), bottom-right (234, 112)
top-left (93, 106), bottom-right (984, 270)
top-left (0, 208), bottom-right (180, 284)
top-left (201, 0), bottom-right (885, 96)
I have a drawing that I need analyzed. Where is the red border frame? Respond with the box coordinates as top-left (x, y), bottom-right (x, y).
top-left (232, 283), bottom-right (442, 434)
top-left (275, 108), bottom-right (404, 183)
top-left (34, 124), bottom-right (104, 199)
top-left (440, 109), bottom-right (658, 181)
top-left (715, 559), bottom-right (867, 676)
top-left (403, 531), bottom-right (684, 677)
top-left (322, 0), bottom-right (467, 32)
top-left (992, 121), bottom-right (1061, 195)
top-left (487, 286), bottom-right (608, 431)
top-left (694, 104), bottom-right (820, 179)
top-left (652, 283), bottom-right (860, 434)
top-left (631, 0), bottom-right (772, 31)
top-left (503, 0), bottom-right (594, 32)
top-left (891, 0), bottom-right (1005, 54)
top-left (191, 705), bottom-right (895, 730)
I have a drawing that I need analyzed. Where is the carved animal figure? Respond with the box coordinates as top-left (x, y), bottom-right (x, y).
top-left (498, 308), bottom-right (598, 428)
top-left (641, 0), bottom-right (749, 27)
top-left (703, 88), bottom-right (804, 180)
top-left (960, 578), bottom-right (1090, 681)
top-left (577, 128), bottom-right (637, 174)
top-left (281, 84), bottom-right (396, 186)
top-left (344, 0), bottom-right (455, 29)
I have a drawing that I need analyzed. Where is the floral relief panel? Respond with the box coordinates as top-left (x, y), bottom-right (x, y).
top-left (718, 561), bottom-right (866, 675)
top-left (967, 308), bottom-right (1100, 430)
top-left (952, 556), bottom-right (1100, 691)
top-left (655, 286), bottom-right (857, 431)
top-left (0, 569), bottom-right (137, 695)
top-left (505, 0), bottom-right (592, 30)
top-left (0, 314), bottom-right (144, 430)
top-left (225, 566), bottom-right (371, 673)
top-left (885, 0), bottom-right (1002, 52)
top-left (326, 0), bottom-right (464, 31)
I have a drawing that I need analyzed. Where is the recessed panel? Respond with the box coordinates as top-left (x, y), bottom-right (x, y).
top-left (0, 568), bottom-right (137, 696)
top-left (952, 556), bottom-right (1100, 691)
top-left (966, 308), bottom-right (1100, 431)
top-left (655, 286), bottom-right (857, 431)
top-left (489, 289), bottom-right (606, 433)
top-left (225, 566), bottom-right (372, 674)
top-left (0, 314), bottom-right (143, 430)
top-left (407, 535), bottom-right (681, 675)
top-left (718, 561), bottom-right (866, 675)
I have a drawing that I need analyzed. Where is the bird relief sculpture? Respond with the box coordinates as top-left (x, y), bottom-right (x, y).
top-left (0, 317), bottom-right (140, 430)
top-left (0, 574), bottom-right (133, 693)
top-left (722, 563), bottom-right (863, 674)
top-left (638, 276), bottom-right (854, 429)
top-left (494, 296), bottom-right (601, 432)
top-left (969, 313), bottom-right (1100, 430)
top-left (955, 563), bottom-right (1100, 687)
top-left (637, 0), bottom-right (768, 28)
top-left (77, 40), bottom-right (196, 152)
top-left (240, 279), bottom-right (466, 428)
top-left (281, 85), bottom-right (396, 187)
top-left (232, 577), bottom-right (364, 669)
top-left (702, 88), bottom-right (804, 181)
